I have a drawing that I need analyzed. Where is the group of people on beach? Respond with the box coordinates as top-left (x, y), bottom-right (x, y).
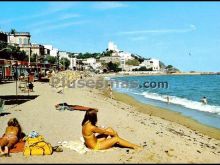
top-left (0, 107), bottom-right (141, 157)
top-left (166, 96), bottom-right (208, 105)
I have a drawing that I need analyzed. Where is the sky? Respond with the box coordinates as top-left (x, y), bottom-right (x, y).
top-left (0, 1), bottom-right (220, 72)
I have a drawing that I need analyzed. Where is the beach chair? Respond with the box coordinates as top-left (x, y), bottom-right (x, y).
top-left (0, 98), bottom-right (5, 114)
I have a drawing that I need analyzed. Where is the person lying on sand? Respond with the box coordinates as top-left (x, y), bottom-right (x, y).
top-left (81, 109), bottom-right (142, 150)
top-left (0, 118), bottom-right (23, 157)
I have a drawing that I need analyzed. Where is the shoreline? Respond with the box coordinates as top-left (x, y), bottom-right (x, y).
top-left (112, 90), bottom-right (220, 140)
top-left (99, 72), bottom-right (220, 78)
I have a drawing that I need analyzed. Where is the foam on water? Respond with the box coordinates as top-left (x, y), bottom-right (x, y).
top-left (140, 92), bottom-right (220, 115)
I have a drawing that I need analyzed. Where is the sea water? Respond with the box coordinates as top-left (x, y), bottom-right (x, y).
top-left (108, 75), bottom-right (220, 129)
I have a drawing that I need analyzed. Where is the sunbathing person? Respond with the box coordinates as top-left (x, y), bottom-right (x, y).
top-left (82, 109), bottom-right (141, 150)
top-left (0, 118), bottom-right (23, 156)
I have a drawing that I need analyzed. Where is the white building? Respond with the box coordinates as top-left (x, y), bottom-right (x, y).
top-left (118, 51), bottom-right (133, 61)
top-left (108, 41), bottom-right (119, 52)
top-left (58, 51), bottom-right (70, 59)
top-left (83, 58), bottom-right (100, 70)
top-left (44, 45), bottom-right (59, 57)
top-left (107, 41), bottom-right (133, 61)
top-left (140, 58), bottom-right (160, 71)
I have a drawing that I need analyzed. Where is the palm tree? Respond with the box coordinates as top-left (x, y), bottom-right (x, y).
top-left (10, 29), bottom-right (16, 35)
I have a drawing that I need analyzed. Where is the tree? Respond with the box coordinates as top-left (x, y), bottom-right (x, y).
top-left (131, 53), bottom-right (145, 63)
top-left (159, 61), bottom-right (166, 69)
top-left (0, 42), bottom-right (28, 61)
top-left (166, 65), bottom-right (173, 69)
top-left (107, 61), bottom-right (120, 72)
top-left (10, 29), bottom-right (16, 34)
top-left (17, 50), bottom-right (28, 61)
top-left (138, 66), bottom-right (153, 71)
top-left (100, 50), bottom-right (114, 57)
top-left (46, 55), bottom-right (57, 64)
top-left (76, 52), bottom-right (102, 59)
top-left (30, 53), bottom-right (37, 62)
top-left (60, 57), bottom-right (70, 69)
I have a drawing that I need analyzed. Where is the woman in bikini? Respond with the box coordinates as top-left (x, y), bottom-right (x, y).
top-left (0, 118), bottom-right (23, 156)
top-left (82, 109), bottom-right (141, 150)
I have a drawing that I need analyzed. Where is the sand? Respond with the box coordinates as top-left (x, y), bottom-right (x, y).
top-left (0, 78), bottom-right (220, 163)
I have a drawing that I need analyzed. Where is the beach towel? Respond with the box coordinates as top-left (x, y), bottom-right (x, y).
top-left (60, 138), bottom-right (89, 154)
top-left (59, 137), bottom-right (113, 154)
top-left (10, 140), bottom-right (25, 153)
top-left (55, 103), bottom-right (94, 111)
top-left (70, 105), bottom-right (93, 111)
top-left (0, 138), bottom-right (25, 153)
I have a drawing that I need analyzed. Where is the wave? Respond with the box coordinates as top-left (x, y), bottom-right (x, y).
top-left (138, 92), bottom-right (220, 115)
top-left (104, 76), bottom-right (111, 80)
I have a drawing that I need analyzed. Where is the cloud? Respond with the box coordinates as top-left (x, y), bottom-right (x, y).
top-left (117, 24), bottom-right (197, 35)
top-left (31, 20), bottom-right (89, 33)
top-left (28, 13), bottom-right (80, 29)
top-left (0, 2), bottom-right (77, 25)
top-left (93, 2), bottom-right (127, 10)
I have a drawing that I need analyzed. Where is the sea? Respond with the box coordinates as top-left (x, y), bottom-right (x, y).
top-left (106, 75), bottom-right (220, 129)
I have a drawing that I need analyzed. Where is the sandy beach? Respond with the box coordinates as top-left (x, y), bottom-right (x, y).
top-left (0, 77), bottom-right (220, 163)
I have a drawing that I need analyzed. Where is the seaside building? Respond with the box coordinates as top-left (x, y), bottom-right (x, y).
top-left (99, 56), bottom-right (121, 64)
top-left (44, 45), bottom-right (59, 57)
top-left (70, 57), bottom-right (77, 70)
top-left (107, 41), bottom-right (133, 61)
top-left (7, 32), bottom-right (31, 46)
top-left (7, 32), bottom-right (47, 63)
top-left (7, 32), bottom-right (32, 56)
top-left (31, 44), bottom-right (45, 57)
top-left (140, 58), bottom-right (160, 71)
top-left (83, 58), bottom-right (96, 68)
top-left (58, 51), bottom-right (78, 69)
top-left (44, 47), bottom-right (50, 56)
top-left (58, 51), bottom-right (71, 59)
top-left (108, 41), bottom-right (119, 52)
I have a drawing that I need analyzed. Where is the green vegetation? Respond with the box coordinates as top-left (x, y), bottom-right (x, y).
top-left (132, 66), bottom-right (153, 71)
top-left (10, 29), bottom-right (16, 34)
top-left (166, 65), bottom-right (173, 69)
top-left (0, 42), bottom-right (28, 61)
top-left (126, 59), bottom-right (140, 66)
top-left (46, 55), bottom-right (57, 64)
top-left (30, 53), bottom-right (37, 62)
top-left (107, 61), bottom-right (121, 72)
top-left (131, 54), bottom-right (145, 63)
top-left (60, 57), bottom-right (70, 69)
top-left (159, 61), bottom-right (166, 69)
top-left (165, 64), bottom-right (180, 73)
top-left (75, 50), bottom-right (114, 59)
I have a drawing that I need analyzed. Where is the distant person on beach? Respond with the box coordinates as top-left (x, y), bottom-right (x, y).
top-left (28, 82), bottom-right (34, 92)
top-left (82, 109), bottom-right (141, 150)
top-left (0, 118), bottom-right (23, 157)
top-left (107, 84), bottom-right (113, 99)
top-left (166, 96), bottom-right (170, 104)
top-left (201, 96), bottom-right (207, 105)
top-left (13, 71), bottom-right (18, 81)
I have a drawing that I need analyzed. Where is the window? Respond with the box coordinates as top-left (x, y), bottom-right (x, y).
top-left (19, 38), bottom-right (22, 44)
top-left (24, 38), bottom-right (28, 45)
